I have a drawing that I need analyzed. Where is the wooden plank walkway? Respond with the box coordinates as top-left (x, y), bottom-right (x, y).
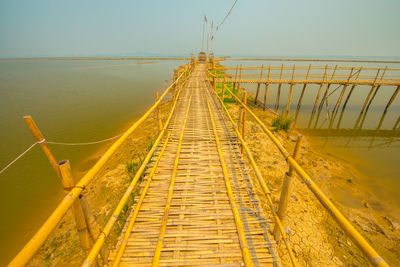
top-left (108, 64), bottom-right (280, 266)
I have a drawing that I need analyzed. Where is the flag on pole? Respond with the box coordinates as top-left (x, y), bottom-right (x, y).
top-left (204, 15), bottom-right (207, 22)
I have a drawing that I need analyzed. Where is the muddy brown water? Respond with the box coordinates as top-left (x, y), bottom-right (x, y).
top-left (0, 59), bottom-right (185, 265)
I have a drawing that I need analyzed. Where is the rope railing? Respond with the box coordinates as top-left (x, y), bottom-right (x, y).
top-left (208, 69), bottom-right (389, 267)
top-left (8, 68), bottom-right (189, 267)
top-left (0, 141), bottom-right (40, 175)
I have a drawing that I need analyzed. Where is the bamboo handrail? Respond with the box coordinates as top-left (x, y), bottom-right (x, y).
top-left (210, 69), bottom-right (389, 267)
top-left (111, 132), bottom-right (172, 266)
top-left (83, 73), bottom-right (189, 267)
top-left (152, 94), bottom-right (193, 267)
top-left (206, 78), bottom-right (299, 267)
top-left (216, 65), bottom-right (400, 71)
top-left (206, 95), bottom-right (253, 267)
top-left (8, 70), bottom-right (187, 267)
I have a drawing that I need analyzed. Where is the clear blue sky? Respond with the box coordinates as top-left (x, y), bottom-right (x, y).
top-left (0, 0), bottom-right (399, 58)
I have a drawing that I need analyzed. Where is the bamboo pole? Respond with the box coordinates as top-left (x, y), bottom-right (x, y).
top-left (308, 65), bottom-right (328, 127)
top-left (331, 68), bottom-right (354, 123)
top-left (23, 116), bottom-right (60, 178)
top-left (263, 65), bottom-right (271, 110)
top-left (254, 64), bottom-right (264, 104)
top-left (336, 68), bottom-right (362, 128)
top-left (273, 135), bottom-right (303, 241)
top-left (293, 64), bottom-right (311, 127)
top-left (312, 65), bottom-right (328, 114)
top-left (284, 65), bottom-right (296, 120)
top-left (354, 69), bottom-right (381, 129)
top-left (364, 67), bottom-right (387, 113)
top-left (222, 85), bottom-right (389, 267)
top-left (241, 91), bottom-right (247, 154)
top-left (275, 64), bottom-right (284, 110)
top-left (58, 160), bottom-right (92, 255)
top-left (237, 64), bottom-right (242, 94)
top-left (233, 65), bottom-right (238, 92)
top-left (212, 84), bottom-right (299, 267)
top-left (152, 96), bottom-right (192, 267)
top-left (9, 71), bottom-right (186, 267)
top-left (221, 78), bottom-right (225, 103)
top-left (80, 197), bottom-right (108, 261)
top-left (156, 92), bottom-right (163, 131)
top-left (206, 98), bottom-right (254, 267)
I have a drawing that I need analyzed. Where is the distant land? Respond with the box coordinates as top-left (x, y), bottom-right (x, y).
top-left (1, 54), bottom-right (399, 64)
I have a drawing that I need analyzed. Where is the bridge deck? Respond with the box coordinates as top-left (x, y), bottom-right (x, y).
top-left (109, 64), bottom-right (280, 266)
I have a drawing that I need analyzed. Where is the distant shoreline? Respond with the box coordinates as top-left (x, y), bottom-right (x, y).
top-left (2, 56), bottom-right (400, 64)
top-left (228, 57), bottom-right (400, 64)
top-left (0, 57), bottom-right (190, 61)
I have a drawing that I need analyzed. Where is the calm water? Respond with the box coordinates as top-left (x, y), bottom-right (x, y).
top-left (0, 59), bottom-right (185, 265)
top-left (225, 59), bottom-right (400, 220)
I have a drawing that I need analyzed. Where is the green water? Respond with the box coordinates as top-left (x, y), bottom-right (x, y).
top-left (225, 59), bottom-right (400, 220)
top-left (0, 59), bottom-right (184, 265)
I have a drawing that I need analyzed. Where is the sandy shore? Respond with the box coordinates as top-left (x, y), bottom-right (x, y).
top-left (223, 92), bottom-right (400, 265)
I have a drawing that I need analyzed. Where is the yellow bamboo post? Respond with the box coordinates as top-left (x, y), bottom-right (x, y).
top-left (284, 65), bottom-right (296, 120)
top-left (155, 92), bottom-right (163, 131)
top-left (263, 65), bottom-right (271, 110)
top-left (58, 160), bottom-right (92, 255)
top-left (354, 69), bottom-right (381, 129)
top-left (213, 75), bottom-right (217, 92)
top-left (331, 68), bottom-right (354, 123)
top-left (237, 64), bottom-right (242, 94)
top-left (221, 78), bottom-right (225, 103)
top-left (273, 135), bottom-right (304, 241)
top-left (336, 67), bottom-right (362, 128)
top-left (80, 197), bottom-right (108, 261)
top-left (233, 65), bottom-right (238, 92)
top-left (311, 65), bottom-right (328, 115)
top-left (241, 91), bottom-right (247, 154)
top-left (254, 64), bottom-right (264, 104)
top-left (294, 64), bottom-right (311, 126)
top-left (275, 64), bottom-right (284, 110)
top-left (23, 116), bottom-right (60, 178)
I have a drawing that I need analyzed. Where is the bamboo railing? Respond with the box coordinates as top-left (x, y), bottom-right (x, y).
top-left (8, 66), bottom-right (191, 266)
top-left (208, 69), bottom-right (389, 267)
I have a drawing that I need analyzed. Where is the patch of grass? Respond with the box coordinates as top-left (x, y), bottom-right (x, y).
top-left (271, 108), bottom-right (293, 131)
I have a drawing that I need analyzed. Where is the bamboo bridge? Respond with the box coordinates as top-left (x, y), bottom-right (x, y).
top-left (8, 56), bottom-right (398, 267)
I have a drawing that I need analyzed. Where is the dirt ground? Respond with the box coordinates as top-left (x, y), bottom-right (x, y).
top-left (27, 63), bottom-right (399, 266)
top-left (223, 91), bottom-right (400, 266)
top-left (29, 100), bottom-right (173, 267)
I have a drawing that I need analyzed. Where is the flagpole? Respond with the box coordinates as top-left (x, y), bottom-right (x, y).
top-left (206, 33), bottom-right (209, 56)
top-left (202, 16), bottom-right (206, 52)
top-left (210, 21), bottom-right (214, 55)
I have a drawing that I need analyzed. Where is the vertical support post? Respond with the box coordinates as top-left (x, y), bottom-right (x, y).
top-left (263, 65), bottom-right (271, 110)
top-left (233, 65), bottom-right (238, 93)
top-left (237, 64), bottom-right (242, 94)
top-left (221, 81), bottom-right (225, 103)
top-left (284, 65), bottom-right (296, 120)
top-left (275, 64), bottom-right (284, 110)
top-left (80, 197), bottom-right (109, 261)
top-left (213, 75), bottom-right (217, 92)
top-left (241, 91), bottom-right (247, 154)
top-left (58, 160), bottom-right (92, 255)
top-left (293, 64), bottom-right (311, 127)
top-left (354, 69), bottom-right (381, 129)
top-left (23, 116), bottom-right (61, 178)
top-left (156, 92), bottom-right (163, 131)
top-left (336, 67), bottom-right (362, 129)
top-left (254, 65), bottom-right (264, 104)
top-left (273, 135), bottom-right (304, 241)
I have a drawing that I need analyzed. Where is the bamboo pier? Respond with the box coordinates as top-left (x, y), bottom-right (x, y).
top-left (8, 57), bottom-right (393, 267)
